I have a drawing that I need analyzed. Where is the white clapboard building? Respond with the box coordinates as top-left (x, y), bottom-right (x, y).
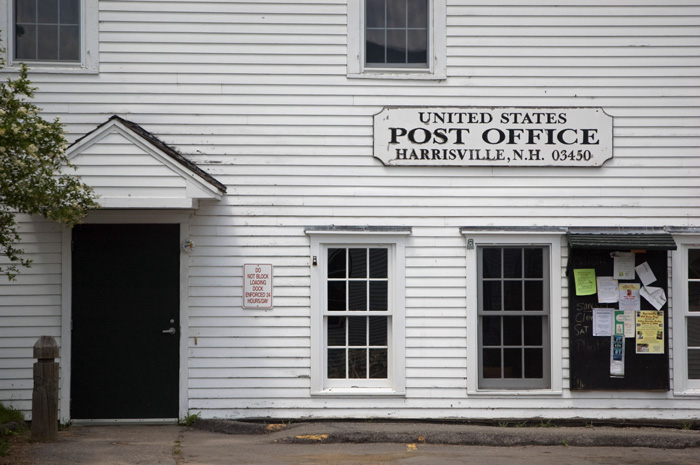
top-left (1, 0), bottom-right (699, 423)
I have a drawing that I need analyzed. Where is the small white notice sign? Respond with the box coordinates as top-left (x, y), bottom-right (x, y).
top-left (243, 264), bottom-right (273, 309)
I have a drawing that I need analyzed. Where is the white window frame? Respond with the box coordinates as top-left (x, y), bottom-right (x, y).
top-left (464, 232), bottom-right (563, 395)
top-left (1, 0), bottom-right (99, 73)
top-left (308, 230), bottom-right (407, 395)
top-left (671, 236), bottom-right (700, 395)
top-left (347, 0), bottom-right (446, 80)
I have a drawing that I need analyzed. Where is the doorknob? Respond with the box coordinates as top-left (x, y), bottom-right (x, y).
top-left (162, 327), bottom-right (176, 335)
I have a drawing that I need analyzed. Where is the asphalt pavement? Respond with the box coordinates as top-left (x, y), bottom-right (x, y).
top-left (16, 420), bottom-right (700, 465)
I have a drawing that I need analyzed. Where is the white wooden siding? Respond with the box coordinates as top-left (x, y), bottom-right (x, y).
top-left (1, 0), bottom-right (699, 420)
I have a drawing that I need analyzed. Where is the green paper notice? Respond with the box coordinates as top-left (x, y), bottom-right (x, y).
top-left (574, 268), bottom-right (597, 296)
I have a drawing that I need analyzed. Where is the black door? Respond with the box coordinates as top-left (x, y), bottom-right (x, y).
top-left (71, 224), bottom-right (180, 419)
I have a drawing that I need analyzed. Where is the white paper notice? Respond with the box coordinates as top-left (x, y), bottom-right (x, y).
top-left (596, 276), bottom-right (619, 303)
top-left (619, 283), bottom-right (641, 311)
top-left (619, 310), bottom-right (636, 338)
top-left (593, 308), bottom-right (613, 337)
top-left (640, 285), bottom-right (667, 311)
top-left (635, 262), bottom-right (657, 287)
top-left (612, 252), bottom-right (636, 280)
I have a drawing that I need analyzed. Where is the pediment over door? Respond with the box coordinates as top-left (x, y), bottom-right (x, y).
top-left (67, 116), bottom-right (226, 209)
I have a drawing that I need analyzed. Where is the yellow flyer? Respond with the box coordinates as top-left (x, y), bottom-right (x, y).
top-left (635, 310), bottom-right (664, 354)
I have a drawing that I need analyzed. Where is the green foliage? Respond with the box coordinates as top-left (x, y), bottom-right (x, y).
top-left (0, 403), bottom-right (25, 458)
top-left (1, 51), bottom-right (99, 279)
top-left (680, 422), bottom-right (693, 431)
top-left (178, 411), bottom-right (201, 427)
top-left (0, 403), bottom-right (24, 424)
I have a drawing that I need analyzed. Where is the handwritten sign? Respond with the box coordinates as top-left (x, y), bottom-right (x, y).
top-left (574, 268), bottom-right (597, 296)
top-left (243, 264), bottom-right (273, 309)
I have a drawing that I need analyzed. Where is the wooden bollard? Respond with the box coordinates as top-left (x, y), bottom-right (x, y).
top-left (31, 336), bottom-right (59, 442)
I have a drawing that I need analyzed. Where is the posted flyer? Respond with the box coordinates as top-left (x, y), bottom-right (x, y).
top-left (635, 310), bottom-right (664, 354)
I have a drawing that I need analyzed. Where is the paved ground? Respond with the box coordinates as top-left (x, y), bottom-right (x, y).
top-left (6, 421), bottom-right (700, 465)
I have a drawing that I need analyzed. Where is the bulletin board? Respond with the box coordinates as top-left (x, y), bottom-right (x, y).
top-left (567, 244), bottom-right (670, 391)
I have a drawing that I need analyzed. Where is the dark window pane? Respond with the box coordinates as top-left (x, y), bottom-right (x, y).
top-left (689, 249), bottom-right (700, 279)
top-left (349, 248), bottom-right (367, 278)
top-left (348, 349), bottom-right (367, 378)
top-left (369, 249), bottom-right (388, 278)
top-left (328, 349), bottom-right (346, 378)
top-left (482, 348), bottom-right (501, 378)
top-left (61, 0), bottom-right (81, 24)
top-left (524, 281), bottom-right (544, 311)
top-left (369, 316), bottom-right (387, 345)
top-left (482, 281), bottom-right (502, 311)
top-left (690, 282), bottom-right (700, 312)
top-left (15, 24), bottom-right (37, 59)
top-left (366, 29), bottom-right (385, 64)
top-left (524, 316), bottom-right (543, 346)
top-left (482, 316), bottom-right (501, 346)
top-left (503, 281), bottom-right (522, 310)
top-left (369, 281), bottom-right (388, 310)
top-left (16, 0), bottom-right (36, 23)
top-left (328, 248), bottom-right (346, 278)
top-left (386, 0), bottom-right (406, 28)
top-left (406, 29), bottom-right (427, 64)
top-left (690, 349), bottom-right (700, 379)
top-left (327, 316), bottom-right (346, 346)
top-left (503, 316), bottom-right (522, 346)
top-left (349, 281), bottom-right (367, 311)
top-left (524, 348), bottom-right (544, 378)
top-left (37, 25), bottom-right (58, 60)
top-left (328, 281), bottom-right (346, 311)
top-left (688, 317), bottom-right (700, 347)
top-left (407, 0), bottom-right (427, 28)
top-left (386, 30), bottom-right (405, 63)
top-left (524, 248), bottom-right (543, 278)
top-left (59, 25), bottom-right (80, 61)
top-left (503, 248), bottom-right (522, 278)
top-left (39, 0), bottom-right (59, 23)
top-left (503, 348), bottom-right (523, 378)
top-left (369, 349), bottom-right (388, 378)
top-left (348, 316), bottom-right (367, 346)
top-left (366, 0), bottom-right (385, 28)
top-left (482, 248), bottom-right (501, 279)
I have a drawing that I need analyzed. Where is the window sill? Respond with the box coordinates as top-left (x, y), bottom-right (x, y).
top-left (312, 388), bottom-right (405, 397)
top-left (348, 71), bottom-right (446, 81)
top-left (4, 63), bottom-right (99, 75)
top-left (672, 390), bottom-right (700, 397)
top-left (468, 389), bottom-right (563, 397)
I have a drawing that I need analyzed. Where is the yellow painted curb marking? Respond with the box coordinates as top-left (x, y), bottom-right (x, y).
top-left (266, 424), bottom-right (287, 432)
top-left (296, 434), bottom-right (329, 441)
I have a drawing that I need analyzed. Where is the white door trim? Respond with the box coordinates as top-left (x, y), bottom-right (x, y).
top-left (59, 210), bottom-right (193, 423)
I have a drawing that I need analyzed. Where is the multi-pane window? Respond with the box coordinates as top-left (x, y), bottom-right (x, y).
top-left (478, 246), bottom-right (550, 389)
top-left (326, 247), bottom-right (390, 382)
top-left (687, 249), bottom-right (700, 379)
top-left (365, 0), bottom-right (428, 68)
top-left (14, 0), bottom-right (81, 62)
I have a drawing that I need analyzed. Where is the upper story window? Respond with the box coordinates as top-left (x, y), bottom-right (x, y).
top-left (15, 0), bottom-right (80, 62)
top-left (2, 0), bottom-right (99, 73)
top-left (347, 0), bottom-right (446, 80)
top-left (365, 0), bottom-right (428, 68)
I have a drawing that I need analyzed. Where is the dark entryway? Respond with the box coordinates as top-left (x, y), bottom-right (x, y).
top-left (71, 224), bottom-right (180, 419)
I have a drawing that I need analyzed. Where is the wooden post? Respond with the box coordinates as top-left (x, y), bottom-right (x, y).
top-left (31, 336), bottom-right (59, 442)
